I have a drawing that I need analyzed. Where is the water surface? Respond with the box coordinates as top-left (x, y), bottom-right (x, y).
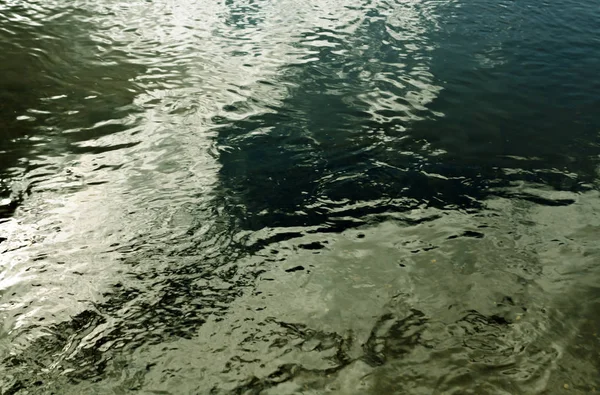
top-left (1, 0), bottom-right (599, 393)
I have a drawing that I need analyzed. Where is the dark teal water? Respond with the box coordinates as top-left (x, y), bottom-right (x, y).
top-left (1, 0), bottom-right (599, 393)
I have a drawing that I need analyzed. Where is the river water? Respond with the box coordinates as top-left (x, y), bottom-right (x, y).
top-left (1, 0), bottom-right (599, 393)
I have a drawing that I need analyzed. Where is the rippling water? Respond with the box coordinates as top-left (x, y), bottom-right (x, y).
top-left (1, 0), bottom-right (599, 393)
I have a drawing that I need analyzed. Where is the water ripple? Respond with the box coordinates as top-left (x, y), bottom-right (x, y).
top-left (1, 0), bottom-right (599, 393)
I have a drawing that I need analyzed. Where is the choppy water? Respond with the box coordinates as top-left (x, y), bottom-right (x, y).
top-left (1, 0), bottom-right (599, 393)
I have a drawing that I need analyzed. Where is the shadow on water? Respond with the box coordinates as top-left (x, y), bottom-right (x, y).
top-left (212, 0), bottom-right (599, 238)
top-left (1, 0), bottom-right (600, 394)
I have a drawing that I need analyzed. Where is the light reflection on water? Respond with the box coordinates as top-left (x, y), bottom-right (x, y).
top-left (0, 0), bottom-right (599, 393)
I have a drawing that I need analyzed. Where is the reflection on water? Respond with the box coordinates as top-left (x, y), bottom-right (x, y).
top-left (1, 0), bottom-right (599, 393)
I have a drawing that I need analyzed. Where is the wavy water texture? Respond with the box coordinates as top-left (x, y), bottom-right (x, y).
top-left (0, 0), bottom-right (599, 393)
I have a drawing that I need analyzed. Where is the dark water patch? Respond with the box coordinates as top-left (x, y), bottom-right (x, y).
top-left (494, 192), bottom-right (576, 207)
top-left (298, 241), bottom-right (327, 250)
top-left (284, 265), bottom-right (305, 273)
